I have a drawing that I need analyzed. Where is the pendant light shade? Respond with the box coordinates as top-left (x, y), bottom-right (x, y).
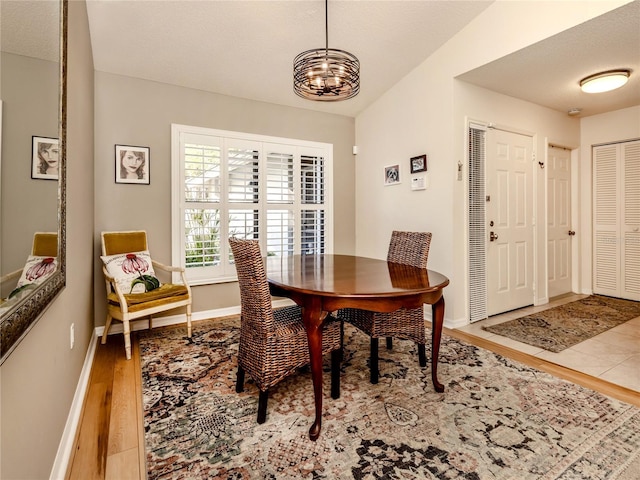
top-left (293, 0), bottom-right (360, 101)
top-left (580, 69), bottom-right (630, 93)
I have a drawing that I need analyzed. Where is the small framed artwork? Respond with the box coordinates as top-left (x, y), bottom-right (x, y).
top-left (31, 136), bottom-right (60, 180)
top-left (410, 154), bottom-right (427, 174)
top-left (384, 164), bottom-right (401, 185)
top-left (115, 144), bottom-right (150, 185)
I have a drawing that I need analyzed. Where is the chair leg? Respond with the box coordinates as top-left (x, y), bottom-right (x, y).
top-left (257, 390), bottom-right (268, 424)
top-left (186, 305), bottom-right (192, 338)
top-left (331, 349), bottom-right (341, 399)
top-left (101, 314), bottom-right (113, 344)
top-left (123, 320), bottom-right (132, 360)
top-left (370, 337), bottom-right (379, 384)
top-left (386, 337), bottom-right (393, 350)
top-left (148, 315), bottom-right (153, 330)
top-left (236, 365), bottom-right (245, 393)
top-left (418, 343), bottom-right (427, 367)
top-left (339, 320), bottom-right (345, 362)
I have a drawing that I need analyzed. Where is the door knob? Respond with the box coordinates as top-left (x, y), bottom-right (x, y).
top-left (568, 230), bottom-right (576, 236)
top-left (489, 231), bottom-right (498, 242)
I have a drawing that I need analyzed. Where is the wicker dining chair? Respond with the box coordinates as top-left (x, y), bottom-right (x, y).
top-left (229, 237), bottom-right (342, 424)
top-left (339, 230), bottom-right (432, 384)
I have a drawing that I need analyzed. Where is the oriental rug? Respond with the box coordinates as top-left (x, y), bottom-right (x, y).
top-left (139, 316), bottom-right (640, 480)
top-left (482, 295), bottom-right (640, 353)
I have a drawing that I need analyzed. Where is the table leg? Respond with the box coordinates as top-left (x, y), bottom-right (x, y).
top-left (431, 295), bottom-right (445, 393)
top-left (302, 299), bottom-right (325, 441)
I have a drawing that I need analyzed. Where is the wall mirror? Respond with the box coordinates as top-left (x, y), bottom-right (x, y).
top-left (0, 0), bottom-right (67, 363)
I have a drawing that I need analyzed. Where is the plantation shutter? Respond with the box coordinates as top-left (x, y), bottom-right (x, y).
top-left (468, 124), bottom-right (488, 322)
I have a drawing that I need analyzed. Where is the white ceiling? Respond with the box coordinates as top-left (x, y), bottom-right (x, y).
top-left (457, 0), bottom-right (640, 118)
top-left (4, 1), bottom-right (639, 119)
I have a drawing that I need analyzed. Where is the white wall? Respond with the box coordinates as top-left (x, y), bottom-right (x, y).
top-left (354, 0), bottom-right (626, 326)
top-left (578, 105), bottom-right (640, 294)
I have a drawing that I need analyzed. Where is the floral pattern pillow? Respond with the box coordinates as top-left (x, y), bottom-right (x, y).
top-left (10, 255), bottom-right (58, 299)
top-left (100, 250), bottom-right (161, 294)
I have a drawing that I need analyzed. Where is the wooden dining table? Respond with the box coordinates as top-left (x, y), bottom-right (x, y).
top-left (265, 254), bottom-right (450, 441)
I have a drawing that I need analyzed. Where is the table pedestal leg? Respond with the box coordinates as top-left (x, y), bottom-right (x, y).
top-left (431, 295), bottom-right (445, 393)
top-left (303, 299), bottom-right (325, 441)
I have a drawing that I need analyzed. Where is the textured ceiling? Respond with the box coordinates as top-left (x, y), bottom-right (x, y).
top-left (3, 1), bottom-right (638, 119)
top-left (84, 0), bottom-right (493, 117)
top-left (457, 0), bottom-right (640, 118)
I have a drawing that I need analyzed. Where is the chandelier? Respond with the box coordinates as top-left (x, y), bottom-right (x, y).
top-left (293, 0), bottom-right (360, 101)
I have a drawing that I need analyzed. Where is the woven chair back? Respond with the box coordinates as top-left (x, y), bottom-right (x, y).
top-left (228, 237), bottom-right (274, 336)
top-left (387, 231), bottom-right (432, 268)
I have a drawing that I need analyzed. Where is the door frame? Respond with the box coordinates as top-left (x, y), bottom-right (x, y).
top-left (465, 119), bottom-right (541, 322)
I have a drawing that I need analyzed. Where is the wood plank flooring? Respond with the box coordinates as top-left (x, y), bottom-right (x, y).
top-left (66, 323), bottom-right (640, 479)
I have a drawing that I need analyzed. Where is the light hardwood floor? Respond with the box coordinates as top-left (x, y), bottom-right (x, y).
top-left (66, 299), bottom-right (640, 479)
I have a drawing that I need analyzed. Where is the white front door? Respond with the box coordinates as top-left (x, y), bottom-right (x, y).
top-left (547, 146), bottom-right (573, 298)
top-left (486, 128), bottom-right (534, 316)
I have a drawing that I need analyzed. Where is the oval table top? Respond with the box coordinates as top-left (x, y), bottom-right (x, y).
top-left (265, 254), bottom-right (449, 299)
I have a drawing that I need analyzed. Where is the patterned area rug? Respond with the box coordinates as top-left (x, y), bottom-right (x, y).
top-left (139, 316), bottom-right (640, 479)
top-left (482, 295), bottom-right (640, 353)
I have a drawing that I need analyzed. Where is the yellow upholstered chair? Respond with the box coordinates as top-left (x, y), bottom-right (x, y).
top-left (100, 230), bottom-right (192, 359)
top-left (0, 232), bottom-right (58, 300)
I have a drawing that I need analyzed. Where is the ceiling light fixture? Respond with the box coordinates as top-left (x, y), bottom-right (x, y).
top-left (579, 69), bottom-right (630, 93)
top-left (293, 0), bottom-right (360, 101)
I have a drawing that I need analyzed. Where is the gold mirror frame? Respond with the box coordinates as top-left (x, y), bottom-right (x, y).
top-left (0, 0), bottom-right (67, 364)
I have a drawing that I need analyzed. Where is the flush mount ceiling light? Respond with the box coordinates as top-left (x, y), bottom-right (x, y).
top-left (293, 0), bottom-right (360, 101)
top-left (580, 69), bottom-right (630, 93)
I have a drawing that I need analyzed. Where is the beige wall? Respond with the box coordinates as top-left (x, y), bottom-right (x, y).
top-left (93, 72), bottom-right (356, 323)
top-left (354, 0), bottom-right (624, 326)
top-left (0, 53), bottom-right (59, 280)
top-left (0, 1), bottom-right (95, 478)
top-left (578, 105), bottom-right (640, 294)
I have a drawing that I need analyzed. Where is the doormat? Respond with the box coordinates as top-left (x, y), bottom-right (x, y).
top-left (482, 295), bottom-right (640, 352)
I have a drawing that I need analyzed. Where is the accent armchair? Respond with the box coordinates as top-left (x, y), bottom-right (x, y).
top-left (100, 230), bottom-right (192, 360)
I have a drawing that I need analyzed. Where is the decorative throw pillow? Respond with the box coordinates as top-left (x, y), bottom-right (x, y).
top-left (9, 255), bottom-right (58, 299)
top-left (100, 250), bottom-right (161, 294)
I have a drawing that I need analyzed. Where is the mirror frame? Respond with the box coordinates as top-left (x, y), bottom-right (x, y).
top-left (0, 0), bottom-right (67, 364)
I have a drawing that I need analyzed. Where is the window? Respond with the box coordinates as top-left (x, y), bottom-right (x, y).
top-left (171, 125), bottom-right (333, 284)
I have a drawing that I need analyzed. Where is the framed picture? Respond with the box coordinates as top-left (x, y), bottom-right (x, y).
top-left (31, 136), bottom-right (60, 180)
top-left (410, 154), bottom-right (427, 174)
top-left (115, 144), bottom-right (150, 184)
top-left (384, 164), bottom-right (401, 185)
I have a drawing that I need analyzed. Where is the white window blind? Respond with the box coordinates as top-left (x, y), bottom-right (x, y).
top-left (468, 125), bottom-right (488, 322)
top-left (172, 125), bottom-right (333, 284)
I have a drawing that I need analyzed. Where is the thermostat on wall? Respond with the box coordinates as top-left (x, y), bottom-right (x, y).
top-left (411, 175), bottom-right (428, 191)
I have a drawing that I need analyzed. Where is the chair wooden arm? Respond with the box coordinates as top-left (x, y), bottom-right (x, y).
top-left (1, 268), bottom-right (22, 285)
top-left (102, 265), bottom-right (129, 313)
top-left (151, 260), bottom-right (185, 273)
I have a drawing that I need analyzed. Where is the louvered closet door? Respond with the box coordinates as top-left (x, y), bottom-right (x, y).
top-left (593, 140), bottom-right (640, 301)
top-left (622, 141), bottom-right (640, 300)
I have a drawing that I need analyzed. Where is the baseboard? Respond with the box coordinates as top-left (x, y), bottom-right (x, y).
top-left (95, 299), bottom-right (296, 337)
top-left (49, 329), bottom-right (99, 480)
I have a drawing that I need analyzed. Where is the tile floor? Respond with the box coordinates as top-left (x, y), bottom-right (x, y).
top-left (456, 293), bottom-right (640, 392)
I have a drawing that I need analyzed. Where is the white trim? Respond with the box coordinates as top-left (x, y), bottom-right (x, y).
top-left (49, 330), bottom-right (99, 480)
top-left (96, 299), bottom-right (296, 337)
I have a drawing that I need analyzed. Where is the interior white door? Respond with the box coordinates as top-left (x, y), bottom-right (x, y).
top-left (486, 128), bottom-right (534, 316)
top-left (547, 146), bottom-right (572, 298)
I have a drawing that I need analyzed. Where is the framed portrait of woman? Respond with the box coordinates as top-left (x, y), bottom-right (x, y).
top-left (115, 144), bottom-right (150, 185)
top-left (31, 136), bottom-right (60, 180)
